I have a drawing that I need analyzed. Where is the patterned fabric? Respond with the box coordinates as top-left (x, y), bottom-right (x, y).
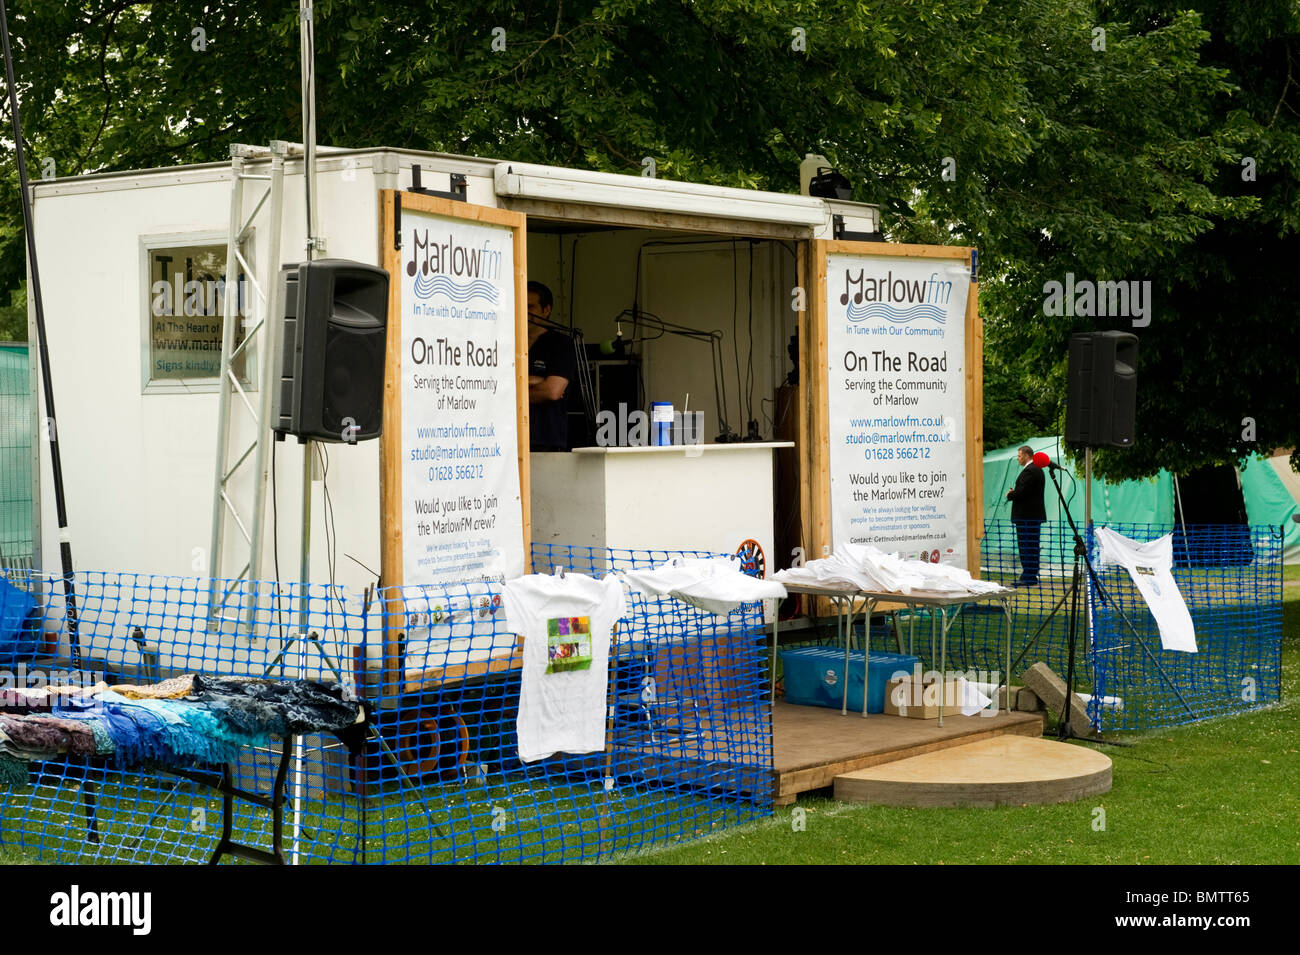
top-left (0, 712), bottom-right (97, 758)
top-left (0, 754), bottom-right (26, 786)
top-left (110, 675), bottom-right (195, 700)
top-left (0, 683), bottom-right (109, 712)
top-left (0, 673), bottom-right (366, 769)
top-left (190, 675), bottom-right (363, 737)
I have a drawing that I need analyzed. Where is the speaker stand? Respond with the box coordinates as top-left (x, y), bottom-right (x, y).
top-left (1009, 446), bottom-right (1195, 738)
top-left (298, 439), bottom-right (313, 656)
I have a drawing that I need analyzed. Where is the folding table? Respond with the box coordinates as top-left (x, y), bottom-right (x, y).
top-left (772, 583), bottom-right (1016, 725)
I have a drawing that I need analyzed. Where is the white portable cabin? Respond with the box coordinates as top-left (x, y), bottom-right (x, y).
top-left (28, 146), bottom-right (905, 596)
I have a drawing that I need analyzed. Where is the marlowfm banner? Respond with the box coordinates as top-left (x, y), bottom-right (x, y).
top-left (400, 209), bottom-right (524, 584)
top-left (826, 253), bottom-right (970, 567)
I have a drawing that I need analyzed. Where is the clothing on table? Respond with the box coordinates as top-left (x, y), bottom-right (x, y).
top-left (622, 557), bottom-right (787, 616)
top-left (111, 674), bottom-right (194, 700)
top-left (0, 673), bottom-right (368, 769)
top-left (68, 692), bottom-right (175, 766)
top-left (189, 675), bottom-right (366, 753)
top-left (0, 712), bottom-right (98, 759)
top-left (773, 544), bottom-right (1003, 597)
top-left (504, 572), bottom-right (627, 763)
top-left (0, 754), bottom-right (26, 786)
top-left (1094, 528), bottom-right (1197, 653)
top-left (87, 690), bottom-right (256, 765)
top-left (0, 682), bottom-right (109, 712)
top-left (1006, 462), bottom-right (1046, 584)
top-left (528, 329), bottom-right (578, 451)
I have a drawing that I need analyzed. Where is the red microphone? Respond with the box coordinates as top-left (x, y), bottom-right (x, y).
top-left (1033, 451), bottom-right (1064, 471)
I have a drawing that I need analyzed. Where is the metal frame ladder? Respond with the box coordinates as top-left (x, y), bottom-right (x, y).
top-left (207, 141), bottom-right (294, 635)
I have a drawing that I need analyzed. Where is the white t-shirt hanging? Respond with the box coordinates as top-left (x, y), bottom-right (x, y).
top-left (504, 572), bottom-right (628, 762)
top-left (1094, 527), bottom-right (1197, 653)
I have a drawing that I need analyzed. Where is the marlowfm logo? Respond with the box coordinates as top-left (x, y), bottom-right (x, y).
top-left (840, 269), bottom-right (952, 325)
top-left (406, 228), bottom-right (502, 303)
top-left (49, 885), bottom-right (151, 935)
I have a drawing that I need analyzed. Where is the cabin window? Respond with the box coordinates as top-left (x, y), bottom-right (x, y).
top-left (144, 242), bottom-right (250, 387)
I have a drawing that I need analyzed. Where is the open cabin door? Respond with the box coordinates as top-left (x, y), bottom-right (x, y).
top-left (799, 240), bottom-right (983, 609)
top-left (377, 190), bottom-right (530, 683)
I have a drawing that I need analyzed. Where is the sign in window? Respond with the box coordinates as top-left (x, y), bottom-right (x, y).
top-left (146, 244), bottom-right (248, 382)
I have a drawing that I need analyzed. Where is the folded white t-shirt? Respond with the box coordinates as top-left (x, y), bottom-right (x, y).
top-left (504, 572), bottom-right (628, 762)
top-left (622, 557), bottom-right (786, 616)
top-left (774, 544), bottom-right (1003, 596)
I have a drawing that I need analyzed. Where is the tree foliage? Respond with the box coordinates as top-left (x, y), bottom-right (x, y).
top-left (0, 0), bottom-right (1295, 474)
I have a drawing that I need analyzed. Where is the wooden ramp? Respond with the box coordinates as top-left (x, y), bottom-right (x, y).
top-left (834, 735), bottom-right (1112, 807)
top-left (773, 702), bottom-right (1044, 805)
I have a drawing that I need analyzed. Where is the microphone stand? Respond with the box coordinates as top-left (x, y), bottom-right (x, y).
top-left (607, 308), bottom-right (738, 441)
top-left (1004, 461), bottom-right (1196, 741)
top-left (529, 315), bottom-right (597, 427)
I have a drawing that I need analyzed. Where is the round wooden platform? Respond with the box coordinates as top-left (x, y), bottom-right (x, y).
top-left (833, 735), bottom-right (1112, 808)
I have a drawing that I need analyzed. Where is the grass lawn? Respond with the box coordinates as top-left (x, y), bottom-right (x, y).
top-left (620, 565), bottom-right (1300, 864)
top-left (2, 568), bottom-right (1296, 866)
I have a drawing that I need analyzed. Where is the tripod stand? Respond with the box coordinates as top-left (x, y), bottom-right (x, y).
top-left (1005, 453), bottom-right (1194, 741)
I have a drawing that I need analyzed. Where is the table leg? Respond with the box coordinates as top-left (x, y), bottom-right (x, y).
top-left (1003, 597), bottom-right (1014, 713)
top-left (861, 598), bottom-right (874, 717)
top-left (935, 608), bottom-right (956, 727)
top-left (938, 607), bottom-right (950, 728)
top-left (929, 607), bottom-right (936, 670)
top-left (839, 596), bottom-right (850, 715)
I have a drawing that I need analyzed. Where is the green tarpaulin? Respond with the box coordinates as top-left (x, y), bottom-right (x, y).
top-left (983, 436), bottom-right (1298, 563)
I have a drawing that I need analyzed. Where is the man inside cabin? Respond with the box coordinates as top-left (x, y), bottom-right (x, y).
top-left (526, 281), bottom-right (577, 452)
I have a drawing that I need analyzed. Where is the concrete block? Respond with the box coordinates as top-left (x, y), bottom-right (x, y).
top-left (1022, 663), bottom-right (1096, 738)
top-left (996, 685), bottom-right (1040, 712)
top-left (1016, 687), bottom-right (1043, 712)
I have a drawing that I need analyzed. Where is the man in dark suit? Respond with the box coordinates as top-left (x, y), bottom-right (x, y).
top-left (1006, 445), bottom-right (1046, 585)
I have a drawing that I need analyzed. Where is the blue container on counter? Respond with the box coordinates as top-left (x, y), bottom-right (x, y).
top-left (651, 402), bottom-right (673, 446)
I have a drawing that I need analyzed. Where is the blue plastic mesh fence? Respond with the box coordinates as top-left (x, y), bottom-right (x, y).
top-left (977, 520), bottom-right (1282, 731)
top-left (0, 546), bottom-right (772, 864)
top-left (977, 519), bottom-right (1097, 682)
top-left (1084, 523), bottom-right (1282, 731)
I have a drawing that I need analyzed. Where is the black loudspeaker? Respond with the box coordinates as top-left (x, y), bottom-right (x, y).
top-left (274, 259), bottom-right (389, 443)
top-left (1065, 331), bottom-right (1138, 447)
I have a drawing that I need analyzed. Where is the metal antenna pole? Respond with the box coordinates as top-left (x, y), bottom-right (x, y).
top-left (296, 0), bottom-right (319, 649)
top-left (1, 0), bottom-right (82, 667)
top-left (295, 0), bottom-right (321, 647)
top-left (290, 0), bottom-right (320, 869)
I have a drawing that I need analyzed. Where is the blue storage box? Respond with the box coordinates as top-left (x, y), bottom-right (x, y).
top-left (780, 647), bottom-right (919, 713)
top-left (0, 577), bottom-right (39, 666)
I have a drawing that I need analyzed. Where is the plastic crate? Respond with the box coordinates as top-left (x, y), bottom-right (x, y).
top-left (780, 646), bottom-right (919, 713)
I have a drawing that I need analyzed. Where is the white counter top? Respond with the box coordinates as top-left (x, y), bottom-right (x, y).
top-left (568, 441), bottom-right (794, 455)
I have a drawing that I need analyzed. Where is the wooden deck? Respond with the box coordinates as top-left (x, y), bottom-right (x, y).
top-left (772, 702), bottom-right (1044, 805)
